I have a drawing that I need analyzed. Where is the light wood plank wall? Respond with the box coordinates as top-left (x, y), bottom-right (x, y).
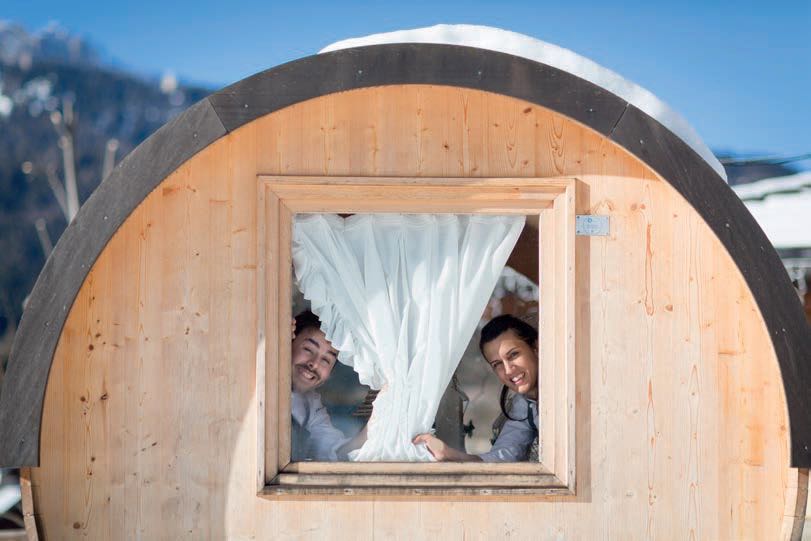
top-left (31, 85), bottom-right (803, 539)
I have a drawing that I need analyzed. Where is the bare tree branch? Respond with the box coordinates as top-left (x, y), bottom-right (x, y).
top-left (51, 97), bottom-right (79, 221)
top-left (102, 138), bottom-right (119, 181)
top-left (44, 165), bottom-right (69, 220)
top-left (34, 218), bottom-right (53, 258)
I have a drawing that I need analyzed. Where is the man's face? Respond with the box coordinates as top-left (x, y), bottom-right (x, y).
top-left (291, 327), bottom-right (338, 393)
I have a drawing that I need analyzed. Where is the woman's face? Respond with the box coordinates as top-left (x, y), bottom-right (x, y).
top-left (482, 329), bottom-right (539, 399)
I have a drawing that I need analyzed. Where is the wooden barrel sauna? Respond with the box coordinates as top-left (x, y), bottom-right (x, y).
top-left (1, 27), bottom-right (809, 540)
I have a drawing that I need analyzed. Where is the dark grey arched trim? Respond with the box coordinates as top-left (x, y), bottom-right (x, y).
top-left (1, 44), bottom-right (808, 467)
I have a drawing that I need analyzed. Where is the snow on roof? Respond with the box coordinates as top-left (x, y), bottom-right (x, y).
top-left (734, 171), bottom-right (811, 201)
top-left (733, 172), bottom-right (811, 249)
top-left (321, 24), bottom-right (727, 182)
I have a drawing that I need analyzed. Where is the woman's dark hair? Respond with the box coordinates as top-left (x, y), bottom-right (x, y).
top-left (479, 315), bottom-right (538, 422)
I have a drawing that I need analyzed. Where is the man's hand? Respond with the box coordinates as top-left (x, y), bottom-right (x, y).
top-left (412, 433), bottom-right (481, 462)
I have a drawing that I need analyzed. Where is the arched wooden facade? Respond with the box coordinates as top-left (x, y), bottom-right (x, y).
top-left (0, 43), bottom-right (809, 539)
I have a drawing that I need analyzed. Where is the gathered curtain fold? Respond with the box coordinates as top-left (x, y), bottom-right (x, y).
top-left (292, 213), bottom-right (525, 461)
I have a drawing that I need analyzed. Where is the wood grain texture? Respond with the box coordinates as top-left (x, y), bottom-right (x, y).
top-left (29, 86), bottom-right (805, 539)
top-left (19, 468), bottom-right (39, 541)
top-left (0, 99), bottom-right (226, 468)
top-left (5, 44), bottom-right (809, 472)
top-left (611, 105), bottom-right (811, 466)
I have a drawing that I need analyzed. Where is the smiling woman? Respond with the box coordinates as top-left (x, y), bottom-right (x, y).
top-left (413, 314), bottom-right (541, 463)
top-left (482, 315), bottom-right (539, 401)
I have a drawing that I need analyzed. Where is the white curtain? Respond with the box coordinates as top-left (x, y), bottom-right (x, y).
top-left (292, 213), bottom-right (525, 461)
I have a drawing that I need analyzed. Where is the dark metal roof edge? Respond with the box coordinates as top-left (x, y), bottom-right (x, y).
top-left (1, 43), bottom-right (808, 468)
top-left (209, 43), bottom-right (628, 136)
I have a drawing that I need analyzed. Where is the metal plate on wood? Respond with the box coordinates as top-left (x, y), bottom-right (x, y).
top-left (576, 215), bottom-right (609, 236)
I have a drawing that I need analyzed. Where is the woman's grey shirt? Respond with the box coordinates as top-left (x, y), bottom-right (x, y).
top-left (479, 394), bottom-right (539, 462)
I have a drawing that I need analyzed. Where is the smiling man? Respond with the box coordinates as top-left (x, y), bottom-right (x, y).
top-left (289, 310), bottom-right (350, 461)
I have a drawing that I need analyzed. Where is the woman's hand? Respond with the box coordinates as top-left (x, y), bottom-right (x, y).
top-left (412, 433), bottom-right (482, 462)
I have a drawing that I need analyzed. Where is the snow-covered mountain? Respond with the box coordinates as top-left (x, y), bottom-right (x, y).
top-left (0, 20), bottom-right (101, 69)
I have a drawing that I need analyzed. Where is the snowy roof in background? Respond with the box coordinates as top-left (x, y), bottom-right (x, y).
top-left (733, 171), bottom-right (811, 249)
top-left (321, 24), bottom-right (727, 182)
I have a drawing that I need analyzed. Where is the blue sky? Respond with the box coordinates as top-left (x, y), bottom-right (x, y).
top-left (5, 0), bottom-right (810, 160)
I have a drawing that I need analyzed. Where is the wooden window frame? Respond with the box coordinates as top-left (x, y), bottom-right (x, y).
top-left (256, 175), bottom-right (576, 497)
